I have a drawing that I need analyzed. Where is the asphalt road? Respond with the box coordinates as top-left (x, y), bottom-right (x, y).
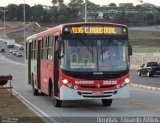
top-left (0, 41), bottom-right (24, 63)
top-left (0, 54), bottom-right (160, 123)
top-left (130, 69), bottom-right (160, 87)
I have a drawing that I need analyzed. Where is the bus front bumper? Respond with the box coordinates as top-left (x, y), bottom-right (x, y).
top-left (60, 85), bottom-right (130, 100)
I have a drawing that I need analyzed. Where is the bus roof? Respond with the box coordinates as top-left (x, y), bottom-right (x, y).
top-left (26, 22), bottom-right (128, 41)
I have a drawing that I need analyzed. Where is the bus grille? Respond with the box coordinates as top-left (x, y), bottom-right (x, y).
top-left (79, 85), bottom-right (115, 89)
top-left (77, 91), bottom-right (117, 98)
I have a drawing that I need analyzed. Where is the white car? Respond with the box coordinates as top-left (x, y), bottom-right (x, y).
top-left (16, 52), bottom-right (23, 57)
top-left (9, 49), bottom-right (13, 53)
top-left (12, 50), bottom-right (18, 55)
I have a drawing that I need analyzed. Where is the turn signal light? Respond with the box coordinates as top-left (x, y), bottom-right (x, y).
top-left (68, 83), bottom-right (72, 88)
top-left (74, 85), bottom-right (78, 90)
top-left (116, 85), bottom-right (120, 89)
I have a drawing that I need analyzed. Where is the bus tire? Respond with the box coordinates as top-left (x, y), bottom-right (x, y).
top-left (32, 76), bottom-right (39, 96)
top-left (0, 80), bottom-right (8, 86)
top-left (53, 98), bottom-right (62, 107)
top-left (102, 99), bottom-right (112, 107)
top-left (48, 79), bottom-right (52, 96)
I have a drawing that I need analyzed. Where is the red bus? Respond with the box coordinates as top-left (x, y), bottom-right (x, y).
top-left (26, 22), bottom-right (132, 107)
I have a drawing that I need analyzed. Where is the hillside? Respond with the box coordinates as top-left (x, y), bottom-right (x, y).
top-left (0, 21), bottom-right (46, 44)
top-left (129, 26), bottom-right (160, 53)
top-left (0, 21), bottom-right (160, 52)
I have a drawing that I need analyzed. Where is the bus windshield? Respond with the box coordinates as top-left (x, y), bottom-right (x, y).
top-left (61, 39), bottom-right (129, 72)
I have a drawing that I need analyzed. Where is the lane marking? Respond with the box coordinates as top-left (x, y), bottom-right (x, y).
top-left (130, 83), bottom-right (160, 92)
top-left (11, 89), bottom-right (58, 123)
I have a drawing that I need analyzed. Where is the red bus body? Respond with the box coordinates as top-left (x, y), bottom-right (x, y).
top-left (26, 22), bottom-right (131, 107)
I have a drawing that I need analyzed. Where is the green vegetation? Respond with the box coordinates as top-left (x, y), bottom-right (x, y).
top-left (14, 37), bottom-right (24, 44)
top-left (132, 46), bottom-right (160, 53)
top-left (129, 30), bottom-right (160, 40)
top-left (129, 30), bottom-right (160, 53)
top-left (1, 0), bottom-right (160, 26)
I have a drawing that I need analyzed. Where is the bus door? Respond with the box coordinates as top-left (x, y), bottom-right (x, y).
top-left (28, 42), bottom-right (32, 84)
top-left (54, 37), bottom-right (59, 97)
top-left (37, 40), bottom-right (41, 90)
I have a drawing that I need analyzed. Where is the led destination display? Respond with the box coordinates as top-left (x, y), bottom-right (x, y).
top-left (63, 25), bottom-right (127, 35)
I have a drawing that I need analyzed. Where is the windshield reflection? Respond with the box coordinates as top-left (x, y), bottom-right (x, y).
top-left (61, 39), bottom-right (129, 72)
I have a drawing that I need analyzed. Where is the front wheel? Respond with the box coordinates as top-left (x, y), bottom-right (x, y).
top-left (0, 80), bottom-right (8, 86)
top-left (32, 76), bottom-right (39, 96)
top-left (53, 97), bottom-right (62, 107)
top-left (102, 99), bottom-right (112, 107)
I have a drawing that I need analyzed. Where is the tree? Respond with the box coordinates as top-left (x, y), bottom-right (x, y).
top-left (108, 3), bottom-right (116, 7)
top-left (7, 4), bottom-right (18, 21)
top-left (113, 12), bottom-right (127, 24)
top-left (30, 5), bottom-right (45, 22)
top-left (55, 4), bottom-right (70, 23)
top-left (68, 0), bottom-right (84, 19)
top-left (15, 4), bottom-right (24, 21)
top-left (144, 14), bottom-right (155, 25)
top-left (58, 0), bottom-right (64, 5)
top-left (25, 4), bottom-right (31, 21)
top-left (52, 0), bottom-right (58, 6)
top-left (14, 4), bottom-right (30, 21)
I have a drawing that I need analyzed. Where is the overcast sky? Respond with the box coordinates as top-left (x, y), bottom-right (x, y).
top-left (0, 0), bottom-right (160, 7)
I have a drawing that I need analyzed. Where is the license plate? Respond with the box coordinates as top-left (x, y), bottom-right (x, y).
top-left (92, 91), bottom-right (104, 95)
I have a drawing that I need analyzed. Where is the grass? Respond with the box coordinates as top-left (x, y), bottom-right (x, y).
top-left (0, 89), bottom-right (45, 123)
top-left (129, 30), bottom-right (160, 53)
top-left (129, 30), bottom-right (160, 40)
top-left (132, 46), bottom-right (160, 53)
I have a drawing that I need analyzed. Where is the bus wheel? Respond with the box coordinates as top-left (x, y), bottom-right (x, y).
top-left (102, 99), bottom-right (112, 107)
top-left (53, 98), bottom-right (62, 107)
top-left (32, 76), bottom-right (39, 96)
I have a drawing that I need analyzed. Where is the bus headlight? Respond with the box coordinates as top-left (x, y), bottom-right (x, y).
top-left (125, 78), bottom-right (130, 84)
top-left (62, 79), bottom-right (68, 84)
top-left (121, 82), bottom-right (125, 87)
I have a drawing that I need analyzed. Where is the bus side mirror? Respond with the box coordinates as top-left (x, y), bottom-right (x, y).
top-left (129, 44), bottom-right (132, 56)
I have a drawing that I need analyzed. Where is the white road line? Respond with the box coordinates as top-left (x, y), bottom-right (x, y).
top-left (11, 89), bottom-right (58, 123)
top-left (130, 83), bottom-right (160, 92)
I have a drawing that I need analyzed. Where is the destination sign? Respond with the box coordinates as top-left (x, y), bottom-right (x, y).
top-left (63, 25), bottom-right (127, 35)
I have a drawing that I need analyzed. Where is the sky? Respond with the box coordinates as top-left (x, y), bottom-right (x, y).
top-left (0, 0), bottom-right (160, 7)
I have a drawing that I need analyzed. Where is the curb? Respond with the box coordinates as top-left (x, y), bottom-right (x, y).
top-left (130, 83), bottom-right (160, 92)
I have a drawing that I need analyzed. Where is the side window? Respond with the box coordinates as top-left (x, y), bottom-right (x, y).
top-left (47, 36), bottom-right (53, 60)
top-left (141, 64), bottom-right (145, 68)
top-left (41, 37), bottom-right (48, 60)
top-left (41, 38), bottom-right (44, 59)
top-left (31, 40), bottom-right (37, 60)
top-left (147, 63), bottom-right (150, 67)
top-left (41, 38), bottom-right (47, 59)
top-left (31, 40), bottom-right (34, 59)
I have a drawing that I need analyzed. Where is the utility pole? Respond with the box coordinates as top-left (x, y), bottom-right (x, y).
top-left (85, 0), bottom-right (87, 22)
top-left (0, 10), bottom-right (8, 48)
top-left (24, 0), bottom-right (26, 46)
